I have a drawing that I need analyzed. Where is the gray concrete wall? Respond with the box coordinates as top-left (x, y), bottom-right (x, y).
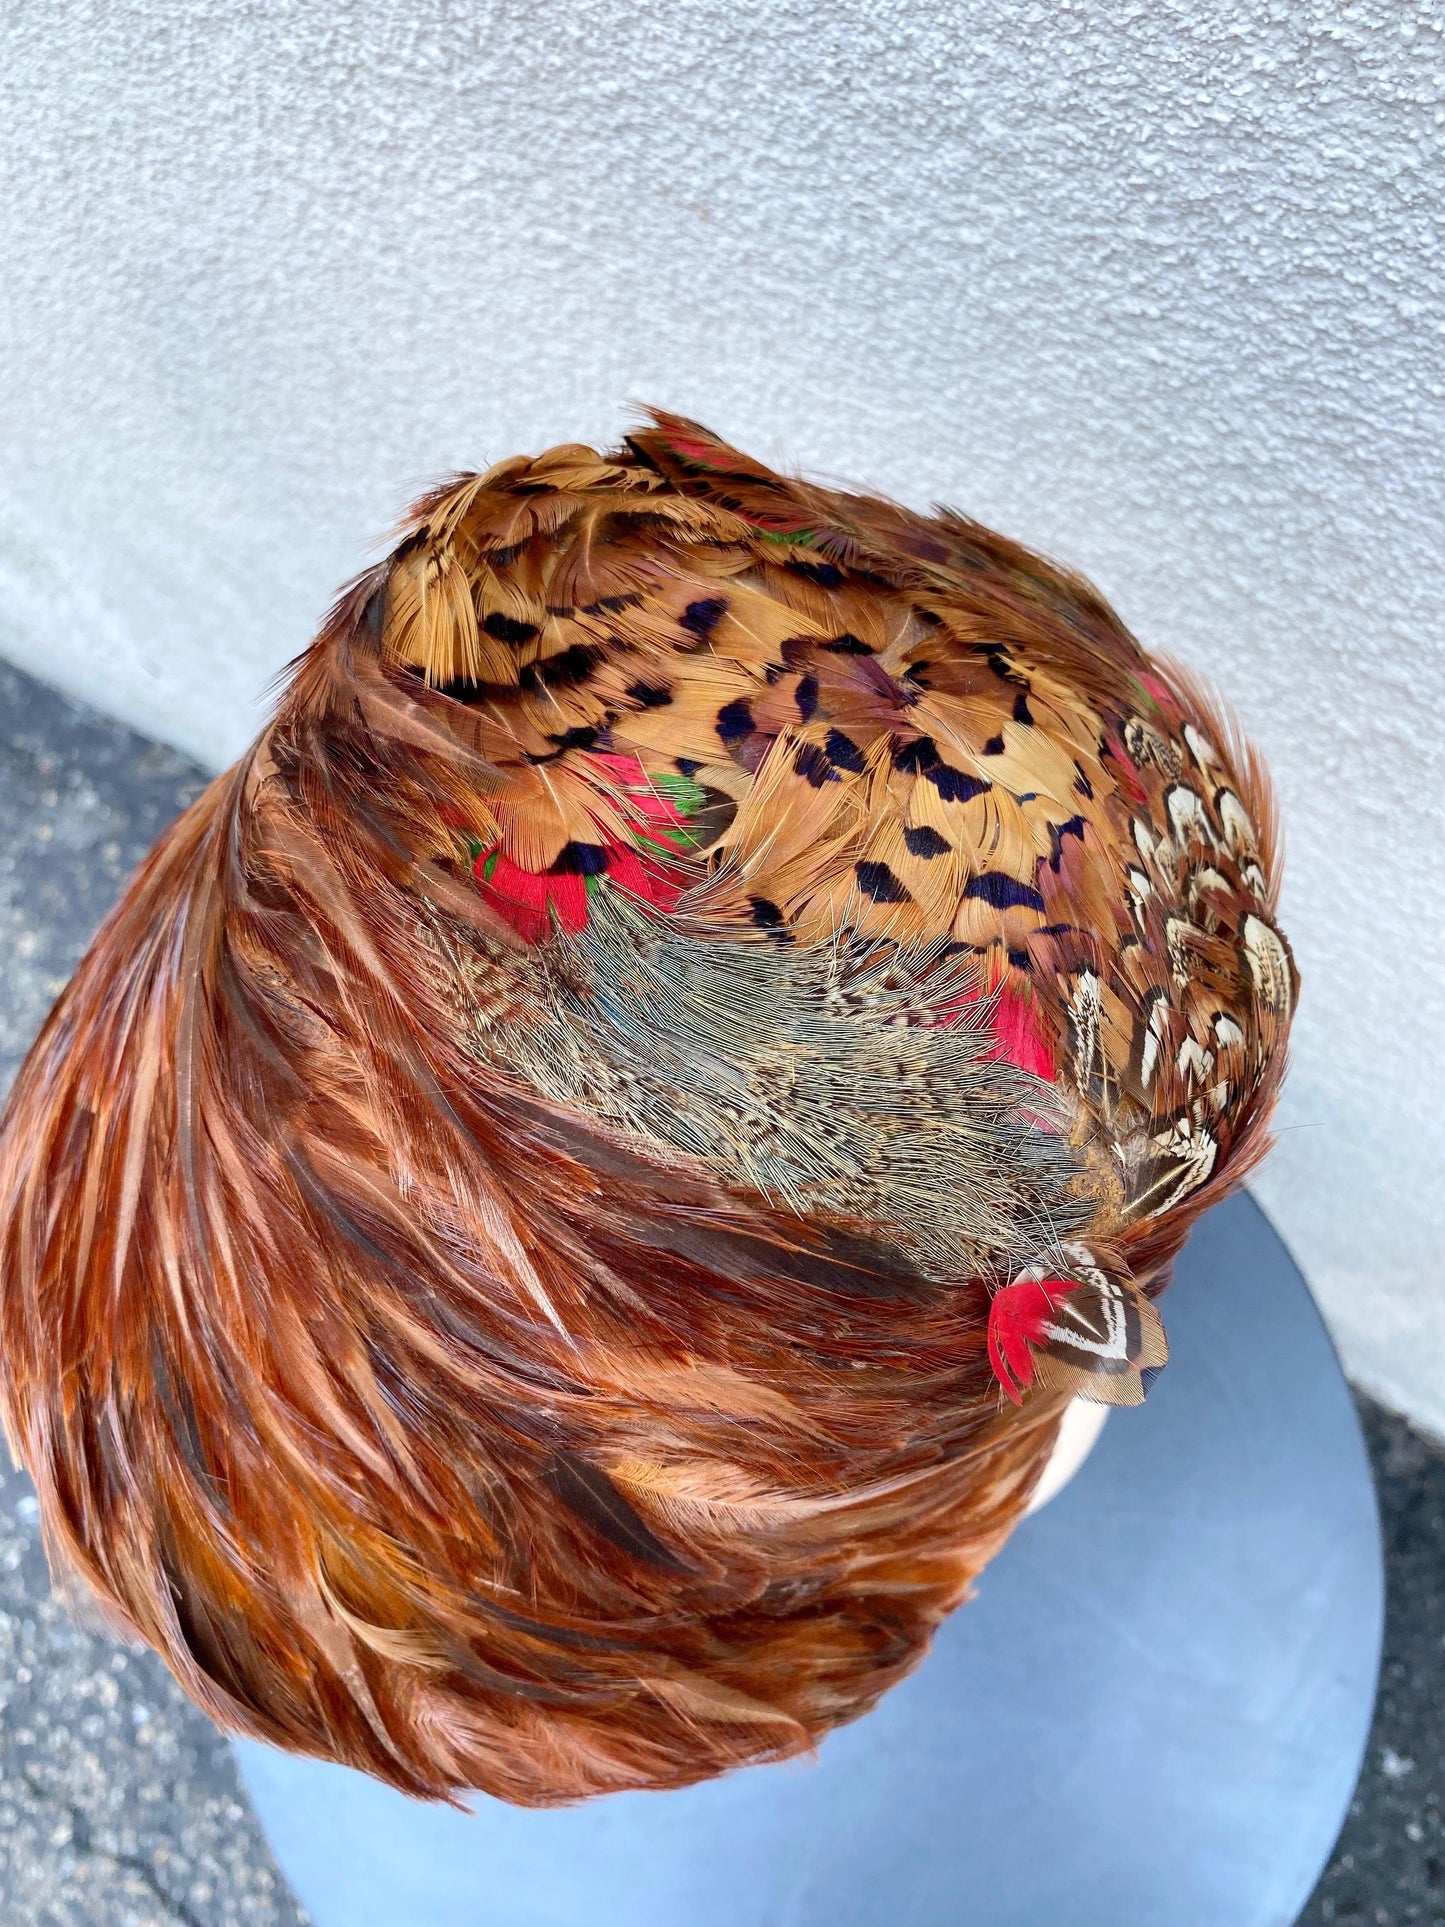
top-left (1, 1), bottom-right (1441, 1427)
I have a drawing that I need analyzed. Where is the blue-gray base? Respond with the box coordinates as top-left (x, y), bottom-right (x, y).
top-left (236, 1194), bottom-right (1382, 1927)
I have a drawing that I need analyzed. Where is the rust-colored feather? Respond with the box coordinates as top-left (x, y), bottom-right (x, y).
top-left (0, 413), bottom-right (1295, 1807)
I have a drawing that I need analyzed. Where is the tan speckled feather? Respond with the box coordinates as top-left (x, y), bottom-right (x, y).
top-left (0, 414), bottom-right (1293, 1807)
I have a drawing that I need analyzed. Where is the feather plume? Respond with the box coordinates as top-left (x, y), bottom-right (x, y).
top-left (0, 414), bottom-right (1294, 1807)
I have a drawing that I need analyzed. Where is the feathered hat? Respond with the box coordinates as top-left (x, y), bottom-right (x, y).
top-left (0, 416), bottom-right (1294, 1804)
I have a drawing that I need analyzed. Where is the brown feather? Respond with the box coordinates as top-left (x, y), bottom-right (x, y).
top-left (0, 414), bottom-right (1294, 1808)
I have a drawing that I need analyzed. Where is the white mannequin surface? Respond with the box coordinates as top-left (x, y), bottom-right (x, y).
top-left (1024, 1397), bottom-right (1111, 1516)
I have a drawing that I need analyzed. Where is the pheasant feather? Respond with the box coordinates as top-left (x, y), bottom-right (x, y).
top-left (0, 414), bottom-right (1294, 1805)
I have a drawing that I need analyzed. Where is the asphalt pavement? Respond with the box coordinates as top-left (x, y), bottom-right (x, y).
top-left (0, 657), bottom-right (1437, 1927)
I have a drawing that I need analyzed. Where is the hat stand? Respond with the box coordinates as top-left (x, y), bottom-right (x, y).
top-left (237, 1193), bottom-right (1381, 1927)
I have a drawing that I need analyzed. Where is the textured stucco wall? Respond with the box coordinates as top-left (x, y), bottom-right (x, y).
top-left (1, 1), bottom-right (1442, 1426)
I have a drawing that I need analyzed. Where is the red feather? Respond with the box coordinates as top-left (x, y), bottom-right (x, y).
top-left (987, 1278), bottom-right (1079, 1403)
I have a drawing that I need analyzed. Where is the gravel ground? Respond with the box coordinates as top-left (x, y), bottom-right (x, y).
top-left (0, 1453), bottom-right (307, 1927)
top-left (1299, 1403), bottom-right (1445, 1927)
top-left (0, 656), bottom-right (1438, 1927)
top-left (0, 662), bottom-right (306, 1927)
